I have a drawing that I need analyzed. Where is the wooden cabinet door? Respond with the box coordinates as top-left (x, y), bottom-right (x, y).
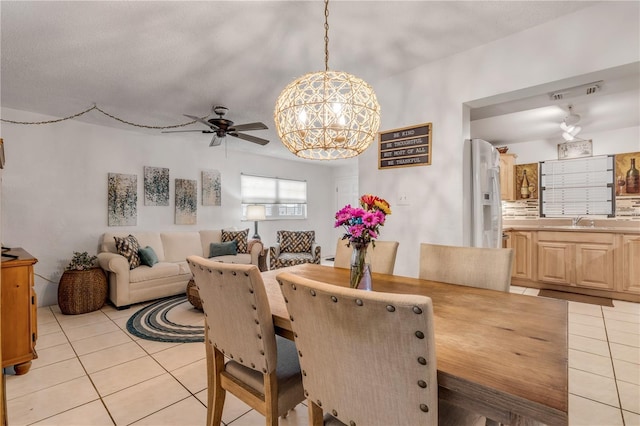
top-left (499, 154), bottom-right (516, 201)
top-left (620, 235), bottom-right (640, 294)
top-left (575, 243), bottom-right (614, 290)
top-left (1, 265), bottom-right (32, 367)
top-left (538, 242), bottom-right (573, 285)
top-left (510, 231), bottom-right (533, 280)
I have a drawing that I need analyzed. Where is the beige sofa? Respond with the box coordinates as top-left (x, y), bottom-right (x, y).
top-left (97, 230), bottom-right (263, 308)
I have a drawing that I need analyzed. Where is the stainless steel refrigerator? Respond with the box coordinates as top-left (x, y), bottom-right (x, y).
top-left (468, 138), bottom-right (502, 248)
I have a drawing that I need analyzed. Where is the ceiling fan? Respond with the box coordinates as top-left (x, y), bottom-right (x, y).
top-left (162, 106), bottom-right (269, 147)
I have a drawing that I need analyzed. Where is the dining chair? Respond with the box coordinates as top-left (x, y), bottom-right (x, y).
top-left (277, 272), bottom-right (485, 426)
top-left (333, 239), bottom-right (400, 274)
top-left (419, 243), bottom-right (514, 291)
top-left (187, 256), bottom-right (305, 426)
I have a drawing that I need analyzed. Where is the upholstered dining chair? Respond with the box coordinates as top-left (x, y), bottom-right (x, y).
top-left (419, 243), bottom-right (514, 292)
top-left (277, 272), bottom-right (485, 426)
top-left (187, 257), bottom-right (305, 426)
top-left (269, 230), bottom-right (321, 270)
top-left (333, 239), bottom-right (400, 274)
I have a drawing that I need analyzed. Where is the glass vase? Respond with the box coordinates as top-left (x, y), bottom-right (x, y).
top-left (350, 242), bottom-right (372, 290)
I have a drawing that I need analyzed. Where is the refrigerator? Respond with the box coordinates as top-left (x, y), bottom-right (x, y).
top-left (468, 139), bottom-right (502, 248)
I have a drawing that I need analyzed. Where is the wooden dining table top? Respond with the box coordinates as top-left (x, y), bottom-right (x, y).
top-left (261, 263), bottom-right (568, 426)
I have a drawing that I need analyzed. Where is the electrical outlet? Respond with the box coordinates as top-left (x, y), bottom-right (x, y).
top-left (398, 193), bottom-right (409, 206)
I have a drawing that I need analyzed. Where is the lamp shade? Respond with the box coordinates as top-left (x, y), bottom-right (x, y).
top-left (274, 70), bottom-right (381, 160)
top-left (246, 205), bottom-right (266, 221)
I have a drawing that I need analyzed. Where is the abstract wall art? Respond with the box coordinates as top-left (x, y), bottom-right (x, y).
top-left (175, 179), bottom-right (197, 225)
top-left (202, 169), bottom-right (222, 206)
top-left (108, 173), bottom-right (137, 226)
top-left (144, 166), bottom-right (169, 206)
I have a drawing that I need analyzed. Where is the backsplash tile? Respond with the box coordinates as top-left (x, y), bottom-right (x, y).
top-left (502, 196), bottom-right (640, 220)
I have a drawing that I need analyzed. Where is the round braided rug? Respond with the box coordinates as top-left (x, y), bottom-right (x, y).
top-left (126, 295), bottom-right (204, 343)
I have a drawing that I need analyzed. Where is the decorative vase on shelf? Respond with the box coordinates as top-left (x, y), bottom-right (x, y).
top-left (350, 242), bottom-right (372, 290)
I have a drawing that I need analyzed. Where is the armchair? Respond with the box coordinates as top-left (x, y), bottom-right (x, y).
top-left (269, 230), bottom-right (321, 270)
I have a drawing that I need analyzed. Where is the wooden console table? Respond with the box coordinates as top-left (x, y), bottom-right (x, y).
top-left (1, 248), bottom-right (38, 375)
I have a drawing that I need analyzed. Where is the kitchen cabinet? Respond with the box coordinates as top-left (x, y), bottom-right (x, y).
top-left (506, 231), bottom-right (534, 281)
top-left (499, 154), bottom-right (516, 201)
top-left (537, 231), bottom-right (614, 291)
top-left (618, 234), bottom-right (640, 294)
top-left (1, 248), bottom-right (38, 375)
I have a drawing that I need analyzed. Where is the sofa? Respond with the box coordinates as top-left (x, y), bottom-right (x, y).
top-left (269, 230), bottom-right (321, 269)
top-left (97, 229), bottom-right (263, 308)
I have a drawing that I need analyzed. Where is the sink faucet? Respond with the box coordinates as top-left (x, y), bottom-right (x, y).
top-left (572, 217), bottom-right (583, 226)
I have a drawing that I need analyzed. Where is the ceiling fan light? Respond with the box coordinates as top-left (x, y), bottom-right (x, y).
top-left (562, 131), bottom-right (575, 141)
top-left (570, 125), bottom-right (582, 137)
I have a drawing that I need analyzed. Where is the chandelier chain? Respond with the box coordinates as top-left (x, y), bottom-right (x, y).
top-left (324, 0), bottom-right (330, 71)
top-left (1, 104), bottom-right (203, 129)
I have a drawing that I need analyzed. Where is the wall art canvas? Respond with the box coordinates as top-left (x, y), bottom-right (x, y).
top-left (202, 170), bottom-right (222, 206)
top-left (175, 179), bottom-right (197, 225)
top-left (108, 173), bottom-right (137, 226)
top-left (144, 166), bottom-right (169, 206)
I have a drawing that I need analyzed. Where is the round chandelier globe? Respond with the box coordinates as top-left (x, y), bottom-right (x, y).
top-left (274, 70), bottom-right (381, 160)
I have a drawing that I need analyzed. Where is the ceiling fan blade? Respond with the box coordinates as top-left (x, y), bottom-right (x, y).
top-left (161, 130), bottom-right (214, 133)
top-left (184, 114), bottom-right (219, 129)
top-left (209, 135), bottom-right (223, 147)
top-left (229, 132), bottom-right (270, 146)
top-left (230, 122), bottom-right (269, 132)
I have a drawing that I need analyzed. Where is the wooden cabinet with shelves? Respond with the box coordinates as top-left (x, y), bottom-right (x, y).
top-left (506, 231), bottom-right (534, 281)
top-left (499, 154), bottom-right (516, 201)
top-left (1, 248), bottom-right (38, 375)
top-left (618, 234), bottom-right (640, 294)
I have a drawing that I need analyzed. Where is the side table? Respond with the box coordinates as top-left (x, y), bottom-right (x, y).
top-left (58, 268), bottom-right (107, 315)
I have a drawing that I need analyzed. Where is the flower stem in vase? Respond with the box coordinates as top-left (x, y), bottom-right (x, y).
top-left (350, 243), bottom-right (372, 290)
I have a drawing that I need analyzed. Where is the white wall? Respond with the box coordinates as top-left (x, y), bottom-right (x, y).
top-left (500, 126), bottom-right (640, 165)
top-left (1, 108), bottom-right (337, 306)
top-left (359, 2), bottom-right (640, 278)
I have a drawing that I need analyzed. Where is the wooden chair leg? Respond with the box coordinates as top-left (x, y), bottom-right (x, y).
top-left (308, 401), bottom-right (323, 426)
top-left (208, 334), bottom-right (226, 426)
top-left (264, 371), bottom-right (279, 426)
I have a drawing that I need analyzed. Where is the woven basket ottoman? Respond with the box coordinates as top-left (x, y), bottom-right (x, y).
top-left (186, 278), bottom-right (203, 311)
top-left (58, 268), bottom-right (108, 315)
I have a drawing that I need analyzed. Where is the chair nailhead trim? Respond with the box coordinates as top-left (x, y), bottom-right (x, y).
top-left (260, 350), bottom-right (265, 355)
top-left (350, 421), bottom-right (356, 426)
top-left (317, 400), bottom-right (322, 407)
top-left (418, 380), bottom-right (427, 388)
top-left (251, 363), bottom-right (256, 368)
top-left (415, 331), bottom-right (425, 339)
top-left (331, 296), bottom-right (338, 303)
top-left (263, 368), bottom-right (267, 373)
top-left (304, 390), bottom-right (309, 397)
top-left (244, 272), bottom-right (249, 276)
top-left (386, 305), bottom-right (396, 312)
top-left (332, 410), bottom-right (338, 416)
top-left (232, 271), bottom-right (237, 276)
top-left (418, 357), bottom-right (427, 365)
top-left (310, 290), bottom-right (316, 296)
top-left (291, 283), bottom-right (297, 290)
top-left (355, 299), bottom-right (363, 306)
top-left (413, 306), bottom-right (423, 314)
top-left (290, 315), bottom-right (294, 321)
top-left (302, 370), bottom-right (306, 376)
top-left (420, 404), bottom-right (429, 412)
top-left (298, 350), bottom-right (303, 357)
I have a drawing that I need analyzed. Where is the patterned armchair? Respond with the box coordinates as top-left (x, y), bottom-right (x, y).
top-left (269, 230), bottom-right (321, 270)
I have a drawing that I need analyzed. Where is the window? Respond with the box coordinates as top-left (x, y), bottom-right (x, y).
top-left (241, 174), bottom-right (307, 219)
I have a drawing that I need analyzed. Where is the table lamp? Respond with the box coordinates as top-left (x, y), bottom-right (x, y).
top-left (246, 205), bottom-right (266, 240)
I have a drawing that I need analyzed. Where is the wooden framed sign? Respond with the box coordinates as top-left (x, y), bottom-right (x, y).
top-left (378, 123), bottom-right (432, 169)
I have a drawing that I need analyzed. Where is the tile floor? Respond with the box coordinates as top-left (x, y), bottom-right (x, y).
top-left (4, 286), bottom-right (640, 426)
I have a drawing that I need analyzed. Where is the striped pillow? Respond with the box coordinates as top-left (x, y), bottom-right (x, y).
top-left (114, 235), bottom-right (141, 269)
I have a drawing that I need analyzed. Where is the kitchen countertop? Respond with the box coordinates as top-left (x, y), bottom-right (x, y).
top-left (503, 219), bottom-right (640, 234)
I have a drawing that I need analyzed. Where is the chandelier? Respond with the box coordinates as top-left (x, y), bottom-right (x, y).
top-left (274, 0), bottom-right (381, 160)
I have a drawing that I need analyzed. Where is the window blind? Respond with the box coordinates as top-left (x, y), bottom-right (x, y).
top-left (241, 174), bottom-right (307, 205)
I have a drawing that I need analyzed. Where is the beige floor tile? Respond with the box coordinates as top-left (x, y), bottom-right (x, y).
top-left (171, 358), bottom-right (207, 394)
top-left (110, 314), bottom-right (131, 330)
top-left (152, 342), bottom-right (205, 372)
top-left (31, 400), bottom-right (114, 426)
top-left (37, 306), bottom-right (57, 324)
top-left (280, 403), bottom-right (310, 426)
top-left (568, 394), bottom-right (623, 426)
top-left (90, 355), bottom-right (166, 396)
top-left (610, 300), bottom-right (640, 315)
top-left (6, 358), bottom-right (86, 400)
top-left (569, 368), bottom-right (619, 407)
top-left (39, 320), bottom-right (63, 336)
top-left (71, 329), bottom-right (134, 356)
top-left (80, 341), bottom-right (147, 373)
top-left (613, 358), bottom-right (640, 385)
top-left (7, 376), bottom-right (99, 425)
top-left (31, 342), bottom-right (77, 369)
top-left (569, 322), bottom-right (607, 341)
top-left (103, 373), bottom-right (190, 425)
top-left (228, 408), bottom-right (265, 425)
top-left (55, 310), bottom-right (111, 329)
top-left (101, 304), bottom-right (136, 320)
top-left (617, 381), bottom-right (640, 414)
top-left (131, 396), bottom-right (207, 425)
top-left (569, 334), bottom-right (610, 357)
top-left (568, 302), bottom-right (603, 317)
top-left (569, 312), bottom-right (606, 328)
top-left (604, 309), bottom-right (640, 324)
top-left (63, 320), bottom-right (120, 342)
top-left (221, 392), bottom-right (253, 424)
top-left (132, 336), bottom-right (182, 354)
top-left (608, 329), bottom-right (640, 348)
top-left (569, 349), bottom-right (614, 378)
top-left (623, 409), bottom-right (640, 425)
top-left (606, 318), bottom-right (640, 335)
top-left (610, 342), bottom-right (640, 364)
top-left (37, 331), bottom-right (69, 350)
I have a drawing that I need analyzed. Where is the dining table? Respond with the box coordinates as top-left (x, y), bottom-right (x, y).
top-left (261, 263), bottom-right (568, 426)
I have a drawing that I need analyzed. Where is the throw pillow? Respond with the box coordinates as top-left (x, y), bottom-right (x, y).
top-left (221, 229), bottom-right (249, 253)
top-left (114, 235), bottom-right (141, 269)
top-left (138, 246), bottom-right (159, 267)
top-left (279, 230), bottom-right (314, 253)
top-left (209, 241), bottom-right (238, 258)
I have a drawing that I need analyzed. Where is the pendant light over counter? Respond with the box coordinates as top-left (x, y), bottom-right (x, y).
top-left (274, 0), bottom-right (381, 160)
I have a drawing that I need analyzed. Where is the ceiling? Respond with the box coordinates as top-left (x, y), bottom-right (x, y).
top-left (3, 0), bottom-right (625, 162)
